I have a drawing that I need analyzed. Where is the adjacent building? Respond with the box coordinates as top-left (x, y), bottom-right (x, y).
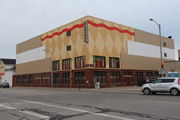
top-left (13, 16), bottom-right (175, 88)
top-left (0, 59), bottom-right (16, 86)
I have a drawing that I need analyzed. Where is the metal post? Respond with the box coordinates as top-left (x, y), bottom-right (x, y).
top-left (159, 24), bottom-right (163, 65)
top-left (150, 18), bottom-right (164, 76)
top-left (150, 19), bottom-right (163, 66)
top-left (51, 53), bottom-right (53, 88)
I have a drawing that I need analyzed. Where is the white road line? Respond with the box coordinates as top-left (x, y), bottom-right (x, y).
top-left (0, 104), bottom-right (50, 119)
top-left (0, 97), bottom-right (135, 120)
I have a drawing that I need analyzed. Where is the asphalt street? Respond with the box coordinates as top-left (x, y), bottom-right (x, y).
top-left (0, 87), bottom-right (180, 120)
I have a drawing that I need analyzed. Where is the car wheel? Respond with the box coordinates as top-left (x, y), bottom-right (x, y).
top-left (143, 88), bottom-right (151, 95)
top-left (152, 92), bottom-right (156, 95)
top-left (171, 88), bottom-right (179, 96)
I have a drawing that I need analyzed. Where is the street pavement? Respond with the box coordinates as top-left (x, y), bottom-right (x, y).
top-left (0, 86), bottom-right (179, 120)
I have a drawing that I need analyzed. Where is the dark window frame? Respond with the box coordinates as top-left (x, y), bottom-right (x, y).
top-left (67, 45), bottom-right (71, 51)
top-left (67, 31), bottom-right (71, 37)
top-left (75, 72), bottom-right (85, 85)
top-left (93, 56), bottom-right (106, 68)
top-left (22, 76), bottom-right (27, 84)
top-left (16, 76), bottom-right (21, 84)
top-left (109, 57), bottom-right (120, 68)
top-left (29, 75), bottom-right (33, 84)
top-left (110, 71), bottom-right (121, 83)
top-left (163, 42), bottom-right (167, 47)
top-left (75, 56), bottom-right (86, 68)
top-left (62, 73), bottom-right (70, 84)
top-left (94, 71), bottom-right (106, 84)
top-left (62, 58), bottom-right (71, 70)
top-left (53, 60), bottom-right (60, 71)
top-left (53, 73), bottom-right (60, 85)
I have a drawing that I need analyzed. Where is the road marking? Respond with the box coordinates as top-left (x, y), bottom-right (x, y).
top-left (0, 97), bottom-right (135, 120)
top-left (0, 104), bottom-right (50, 119)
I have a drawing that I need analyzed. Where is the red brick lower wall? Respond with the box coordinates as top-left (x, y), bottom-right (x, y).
top-left (13, 69), bottom-right (158, 88)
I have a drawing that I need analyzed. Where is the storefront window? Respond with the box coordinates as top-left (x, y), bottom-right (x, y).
top-left (53, 74), bottom-right (60, 85)
top-left (75, 56), bottom-right (86, 68)
top-left (75, 72), bottom-right (85, 84)
top-left (110, 72), bottom-right (121, 83)
top-left (63, 73), bottom-right (70, 84)
top-left (22, 76), bottom-right (27, 84)
top-left (93, 56), bottom-right (106, 68)
top-left (109, 57), bottom-right (120, 68)
top-left (16, 76), bottom-right (21, 84)
top-left (94, 71), bottom-right (106, 84)
top-left (62, 59), bottom-right (71, 70)
top-left (29, 75), bottom-right (33, 84)
top-left (53, 60), bottom-right (60, 71)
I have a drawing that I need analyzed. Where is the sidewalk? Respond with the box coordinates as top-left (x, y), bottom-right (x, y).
top-left (95, 86), bottom-right (141, 92)
top-left (12, 86), bottom-right (142, 92)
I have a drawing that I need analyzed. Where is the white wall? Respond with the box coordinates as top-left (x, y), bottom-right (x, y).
top-left (16, 46), bottom-right (46, 64)
top-left (2, 71), bottom-right (15, 87)
top-left (2, 64), bottom-right (15, 87)
top-left (127, 40), bottom-right (175, 60)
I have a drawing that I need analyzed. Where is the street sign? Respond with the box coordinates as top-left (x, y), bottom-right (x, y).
top-left (159, 69), bottom-right (165, 75)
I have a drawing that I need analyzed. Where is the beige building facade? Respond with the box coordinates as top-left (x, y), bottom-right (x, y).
top-left (13, 16), bottom-right (175, 88)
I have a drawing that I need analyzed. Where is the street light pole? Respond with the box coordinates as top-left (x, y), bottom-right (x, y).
top-left (44, 50), bottom-right (53, 88)
top-left (150, 19), bottom-right (163, 67)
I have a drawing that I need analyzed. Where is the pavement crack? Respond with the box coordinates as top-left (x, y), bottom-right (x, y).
top-left (23, 108), bottom-right (89, 120)
top-left (40, 100), bottom-right (180, 120)
top-left (9, 113), bottom-right (29, 120)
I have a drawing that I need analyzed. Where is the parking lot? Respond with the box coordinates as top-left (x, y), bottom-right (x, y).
top-left (0, 87), bottom-right (179, 120)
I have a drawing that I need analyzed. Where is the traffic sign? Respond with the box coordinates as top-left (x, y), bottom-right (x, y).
top-left (159, 69), bottom-right (165, 75)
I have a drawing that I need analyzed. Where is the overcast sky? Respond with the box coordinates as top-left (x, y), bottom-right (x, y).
top-left (0, 0), bottom-right (180, 60)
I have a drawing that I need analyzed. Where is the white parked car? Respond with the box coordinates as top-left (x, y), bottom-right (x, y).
top-left (141, 77), bottom-right (180, 96)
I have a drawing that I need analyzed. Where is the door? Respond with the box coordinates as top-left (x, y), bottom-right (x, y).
top-left (150, 79), bottom-right (163, 91)
top-left (161, 79), bottom-right (175, 91)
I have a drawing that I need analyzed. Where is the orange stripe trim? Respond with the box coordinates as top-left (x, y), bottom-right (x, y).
top-left (0, 73), bottom-right (5, 76)
top-left (41, 20), bottom-right (134, 41)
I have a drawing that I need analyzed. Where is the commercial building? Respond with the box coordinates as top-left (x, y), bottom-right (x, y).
top-left (0, 58), bottom-right (16, 86)
top-left (164, 50), bottom-right (180, 77)
top-left (13, 16), bottom-right (175, 88)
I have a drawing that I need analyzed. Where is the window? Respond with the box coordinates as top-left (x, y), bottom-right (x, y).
top-left (16, 76), bottom-right (21, 84)
top-left (155, 72), bottom-right (160, 79)
top-left (63, 73), bottom-right (70, 84)
top-left (53, 74), bottom-right (60, 85)
top-left (155, 79), bottom-right (162, 83)
top-left (53, 60), bottom-right (60, 71)
top-left (162, 79), bottom-right (175, 83)
top-left (135, 72), bottom-right (143, 83)
top-left (163, 42), bottom-right (166, 47)
top-left (35, 75), bottom-right (41, 85)
top-left (22, 76), bottom-right (27, 84)
top-left (75, 56), bottom-right (86, 68)
top-left (164, 53), bottom-right (167, 57)
top-left (124, 77), bottom-right (127, 83)
top-left (75, 72), bottom-right (85, 84)
top-left (110, 72), bottom-right (120, 83)
top-left (146, 72), bottom-right (152, 79)
top-left (93, 56), bottom-right (105, 68)
top-left (67, 31), bottom-right (71, 36)
top-left (67, 45), bottom-right (71, 51)
top-left (29, 75), bottom-right (33, 84)
top-left (62, 58), bottom-right (71, 70)
top-left (109, 57), bottom-right (120, 68)
top-left (130, 77), bottom-right (133, 83)
top-left (124, 71), bottom-right (133, 76)
top-left (43, 74), bottom-right (50, 85)
top-left (94, 71), bottom-right (106, 84)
